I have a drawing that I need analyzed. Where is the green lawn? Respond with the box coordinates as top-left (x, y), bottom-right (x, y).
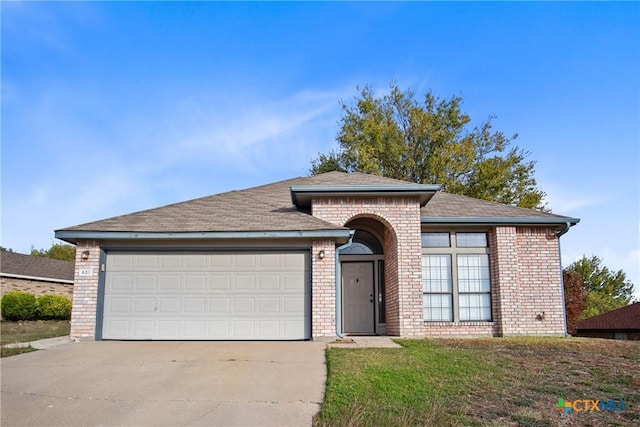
top-left (314, 338), bottom-right (640, 426)
top-left (0, 320), bottom-right (70, 358)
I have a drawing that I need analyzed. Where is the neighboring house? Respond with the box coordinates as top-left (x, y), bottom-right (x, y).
top-left (0, 251), bottom-right (74, 298)
top-left (55, 172), bottom-right (579, 341)
top-left (575, 303), bottom-right (640, 340)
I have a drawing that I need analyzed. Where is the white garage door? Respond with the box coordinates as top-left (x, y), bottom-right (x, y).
top-left (101, 251), bottom-right (310, 340)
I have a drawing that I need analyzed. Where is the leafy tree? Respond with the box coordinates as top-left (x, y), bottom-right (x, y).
top-left (31, 243), bottom-right (76, 262)
top-left (563, 270), bottom-right (586, 335)
top-left (310, 84), bottom-right (546, 209)
top-left (565, 255), bottom-right (635, 320)
top-left (0, 246), bottom-right (15, 252)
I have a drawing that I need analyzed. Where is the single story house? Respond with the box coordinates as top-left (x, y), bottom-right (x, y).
top-left (55, 172), bottom-right (579, 341)
top-left (0, 251), bottom-right (74, 299)
top-left (575, 303), bottom-right (640, 340)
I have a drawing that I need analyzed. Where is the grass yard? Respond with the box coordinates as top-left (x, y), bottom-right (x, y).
top-left (0, 320), bottom-right (70, 345)
top-left (314, 338), bottom-right (640, 427)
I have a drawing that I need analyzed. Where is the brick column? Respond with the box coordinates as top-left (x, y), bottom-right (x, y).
top-left (70, 240), bottom-right (101, 340)
top-left (490, 227), bottom-right (521, 335)
top-left (311, 240), bottom-right (337, 338)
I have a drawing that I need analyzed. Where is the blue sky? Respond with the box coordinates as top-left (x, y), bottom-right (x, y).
top-left (2, 2), bottom-right (639, 298)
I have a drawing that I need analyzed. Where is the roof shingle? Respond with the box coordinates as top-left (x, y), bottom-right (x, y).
top-left (575, 303), bottom-right (640, 331)
top-left (0, 251), bottom-right (75, 282)
top-left (56, 172), bottom-right (575, 234)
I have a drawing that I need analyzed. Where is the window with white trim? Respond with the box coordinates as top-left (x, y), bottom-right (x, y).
top-left (421, 231), bottom-right (491, 322)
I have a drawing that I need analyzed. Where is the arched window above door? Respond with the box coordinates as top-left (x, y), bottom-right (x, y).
top-left (340, 229), bottom-right (383, 255)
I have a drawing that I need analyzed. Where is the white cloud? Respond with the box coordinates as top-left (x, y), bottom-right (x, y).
top-left (542, 184), bottom-right (606, 214)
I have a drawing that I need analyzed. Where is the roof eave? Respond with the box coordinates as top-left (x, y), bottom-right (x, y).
top-left (421, 217), bottom-right (580, 226)
top-left (290, 184), bottom-right (442, 209)
top-left (54, 229), bottom-right (353, 245)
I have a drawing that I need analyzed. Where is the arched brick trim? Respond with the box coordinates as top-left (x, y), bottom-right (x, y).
top-left (311, 196), bottom-right (423, 337)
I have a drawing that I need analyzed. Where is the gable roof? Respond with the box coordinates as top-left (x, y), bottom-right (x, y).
top-left (55, 171), bottom-right (578, 242)
top-left (0, 251), bottom-right (75, 283)
top-left (575, 303), bottom-right (640, 331)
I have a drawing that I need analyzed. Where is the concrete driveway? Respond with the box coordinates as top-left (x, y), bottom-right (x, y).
top-left (1, 341), bottom-right (327, 426)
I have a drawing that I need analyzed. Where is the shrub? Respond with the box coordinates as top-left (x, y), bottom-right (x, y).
top-left (1, 291), bottom-right (38, 321)
top-left (36, 295), bottom-right (72, 320)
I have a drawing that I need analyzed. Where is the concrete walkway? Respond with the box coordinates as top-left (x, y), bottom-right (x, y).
top-left (327, 336), bottom-right (403, 348)
top-left (1, 341), bottom-right (326, 427)
top-left (1, 335), bottom-right (71, 350)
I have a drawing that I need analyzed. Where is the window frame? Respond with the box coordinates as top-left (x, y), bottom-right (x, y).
top-left (421, 231), bottom-right (492, 322)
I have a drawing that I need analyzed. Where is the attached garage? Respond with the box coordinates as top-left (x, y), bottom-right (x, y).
top-left (101, 251), bottom-right (310, 340)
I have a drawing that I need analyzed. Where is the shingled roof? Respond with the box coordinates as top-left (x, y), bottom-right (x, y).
top-left (0, 251), bottom-right (75, 283)
top-left (575, 303), bottom-right (640, 331)
top-left (421, 191), bottom-right (574, 221)
top-left (56, 171), bottom-right (576, 235)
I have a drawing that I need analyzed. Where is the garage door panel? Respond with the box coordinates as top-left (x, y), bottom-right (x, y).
top-left (135, 276), bottom-right (157, 291)
top-left (133, 320), bottom-right (154, 337)
top-left (284, 274), bottom-right (305, 290)
top-left (102, 251), bottom-right (309, 340)
top-left (258, 275), bottom-right (280, 290)
top-left (210, 274), bottom-right (231, 290)
top-left (184, 298), bottom-right (206, 313)
top-left (159, 297), bottom-right (180, 313)
top-left (235, 254), bottom-right (257, 268)
top-left (259, 297), bottom-right (280, 313)
top-left (110, 275), bottom-right (133, 291)
top-left (158, 320), bottom-right (180, 338)
top-left (105, 320), bottom-right (130, 337)
top-left (209, 298), bottom-right (230, 313)
top-left (135, 298), bottom-right (155, 313)
top-left (108, 297), bottom-right (131, 313)
top-left (185, 274), bottom-right (206, 291)
top-left (235, 275), bottom-right (256, 290)
top-left (234, 298), bottom-right (255, 313)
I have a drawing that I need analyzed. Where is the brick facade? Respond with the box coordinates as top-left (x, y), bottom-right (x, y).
top-left (0, 277), bottom-right (73, 298)
top-left (312, 196), bottom-right (424, 337)
top-left (311, 240), bottom-right (337, 338)
top-left (67, 208), bottom-right (568, 340)
top-left (70, 240), bottom-right (101, 340)
top-left (488, 226), bottom-right (565, 336)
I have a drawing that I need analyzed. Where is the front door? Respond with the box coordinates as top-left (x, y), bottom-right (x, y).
top-left (342, 262), bottom-right (375, 334)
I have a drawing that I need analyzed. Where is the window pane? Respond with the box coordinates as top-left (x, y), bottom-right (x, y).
top-left (457, 254), bottom-right (490, 292)
top-left (456, 232), bottom-right (487, 247)
top-left (459, 293), bottom-right (491, 321)
top-left (422, 255), bottom-right (452, 292)
top-left (423, 294), bottom-right (453, 321)
top-left (421, 232), bottom-right (450, 247)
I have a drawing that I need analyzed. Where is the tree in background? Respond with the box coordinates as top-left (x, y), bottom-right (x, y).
top-left (30, 243), bottom-right (76, 263)
top-left (563, 270), bottom-right (586, 335)
top-left (565, 255), bottom-right (635, 320)
top-left (310, 84), bottom-right (546, 210)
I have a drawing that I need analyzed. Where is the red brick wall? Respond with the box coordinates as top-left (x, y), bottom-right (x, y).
top-left (0, 277), bottom-right (73, 298)
top-left (489, 226), bottom-right (565, 336)
top-left (69, 240), bottom-right (101, 340)
top-left (311, 240), bottom-right (337, 338)
top-left (312, 196), bottom-right (424, 337)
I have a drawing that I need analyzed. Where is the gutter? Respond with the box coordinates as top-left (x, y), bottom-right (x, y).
top-left (422, 217), bottom-right (580, 226)
top-left (335, 229), bottom-right (355, 339)
top-left (0, 272), bottom-right (74, 285)
top-left (555, 220), bottom-right (573, 237)
top-left (54, 229), bottom-right (352, 244)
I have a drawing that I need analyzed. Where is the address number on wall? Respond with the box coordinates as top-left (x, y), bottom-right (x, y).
top-left (78, 268), bottom-right (94, 276)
